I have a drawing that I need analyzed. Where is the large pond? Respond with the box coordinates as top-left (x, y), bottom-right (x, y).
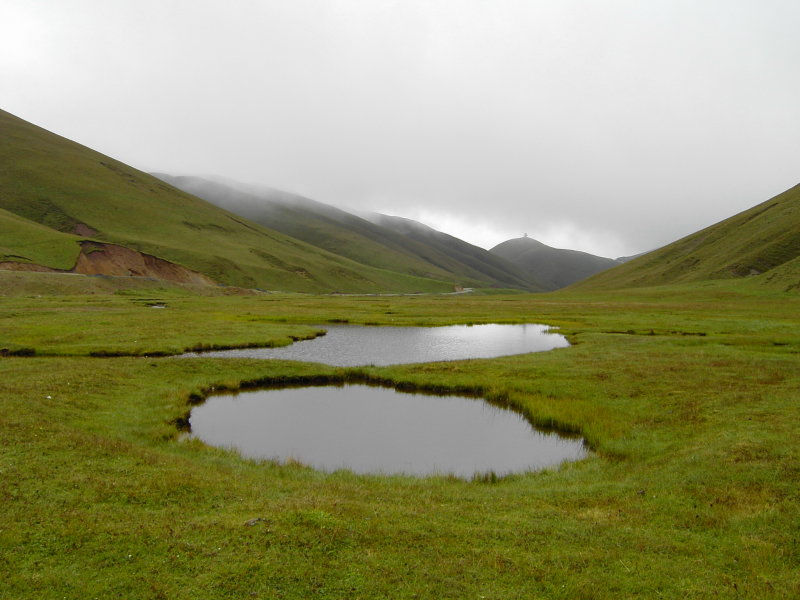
top-left (188, 384), bottom-right (588, 478)
top-left (184, 323), bottom-right (568, 366)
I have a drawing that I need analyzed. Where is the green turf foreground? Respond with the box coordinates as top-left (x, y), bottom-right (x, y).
top-left (1, 281), bottom-right (798, 598)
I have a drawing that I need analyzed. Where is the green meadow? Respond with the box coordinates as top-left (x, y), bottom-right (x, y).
top-left (1, 272), bottom-right (798, 598)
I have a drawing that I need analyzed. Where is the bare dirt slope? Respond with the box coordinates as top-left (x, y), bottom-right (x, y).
top-left (73, 242), bottom-right (216, 285)
top-left (1, 241), bottom-right (216, 286)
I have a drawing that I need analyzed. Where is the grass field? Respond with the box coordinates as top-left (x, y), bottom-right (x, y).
top-left (1, 277), bottom-right (798, 598)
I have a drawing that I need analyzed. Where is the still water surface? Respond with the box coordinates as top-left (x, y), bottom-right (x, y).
top-left (185, 323), bottom-right (568, 366)
top-left (189, 384), bottom-right (588, 478)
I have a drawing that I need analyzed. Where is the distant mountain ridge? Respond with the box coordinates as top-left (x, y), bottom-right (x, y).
top-left (364, 213), bottom-right (545, 291)
top-left (489, 236), bottom-right (620, 290)
top-left (155, 174), bottom-right (543, 291)
top-left (615, 252), bottom-right (648, 263)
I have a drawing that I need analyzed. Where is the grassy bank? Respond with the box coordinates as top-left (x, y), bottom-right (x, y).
top-left (1, 283), bottom-right (798, 598)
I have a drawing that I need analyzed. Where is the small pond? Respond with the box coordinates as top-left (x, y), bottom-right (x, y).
top-left (184, 323), bottom-right (568, 366)
top-left (188, 384), bottom-right (588, 478)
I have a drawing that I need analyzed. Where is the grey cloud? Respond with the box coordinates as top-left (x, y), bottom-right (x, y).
top-left (2, 0), bottom-right (798, 257)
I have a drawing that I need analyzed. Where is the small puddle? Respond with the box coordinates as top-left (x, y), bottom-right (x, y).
top-left (187, 384), bottom-right (587, 478)
top-left (183, 323), bottom-right (568, 366)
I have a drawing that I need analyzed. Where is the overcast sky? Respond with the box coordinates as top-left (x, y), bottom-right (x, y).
top-left (2, 0), bottom-right (798, 257)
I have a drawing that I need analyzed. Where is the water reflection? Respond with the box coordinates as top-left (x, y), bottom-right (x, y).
top-left (184, 323), bottom-right (568, 366)
top-left (188, 384), bottom-right (587, 478)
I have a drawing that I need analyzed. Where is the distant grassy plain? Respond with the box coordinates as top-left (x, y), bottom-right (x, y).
top-left (1, 272), bottom-right (798, 598)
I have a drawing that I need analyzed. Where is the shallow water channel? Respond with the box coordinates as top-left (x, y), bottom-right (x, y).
top-left (188, 384), bottom-right (588, 478)
top-left (185, 323), bottom-right (569, 366)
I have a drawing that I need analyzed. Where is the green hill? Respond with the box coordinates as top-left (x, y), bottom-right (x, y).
top-left (0, 207), bottom-right (82, 270)
top-left (0, 109), bottom-right (454, 293)
top-left (572, 183), bottom-right (800, 291)
top-left (153, 175), bottom-right (541, 290)
top-left (490, 236), bottom-right (619, 290)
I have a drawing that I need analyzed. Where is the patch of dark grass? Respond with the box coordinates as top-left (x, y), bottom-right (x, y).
top-left (0, 347), bottom-right (35, 356)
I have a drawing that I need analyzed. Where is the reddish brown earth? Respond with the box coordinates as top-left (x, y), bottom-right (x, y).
top-left (0, 262), bottom-right (58, 272)
top-left (73, 242), bottom-right (216, 285)
top-left (0, 241), bottom-right (216, 286)
top-left (72, 223), bottom-right (99, 236)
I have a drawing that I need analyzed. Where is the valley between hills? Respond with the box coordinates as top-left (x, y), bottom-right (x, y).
top-left (1, 108), bottom-right (799, 598)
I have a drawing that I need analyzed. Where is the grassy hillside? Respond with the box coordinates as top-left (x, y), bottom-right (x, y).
top-left (155, 175), bottom-right (540, 290)
top-left (0, 269), bottom-right (268, 298)
top-left (0, 109), bottom-right (452, 293)
top-left (0, 207), bottom-right (81, 270)
top-left (756, 255), bottom-right (800, 291)
top-left (490, 236), bottom-right (619, 290)
top-left (573, 183), bottom-right (800, 291)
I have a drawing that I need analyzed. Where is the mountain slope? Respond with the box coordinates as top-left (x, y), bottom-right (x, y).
top-left (572, 183), bottom-right (800, 291)
top-left (0, 109), bottom-right (452, 293)
top-left (365, 214), bottom-right (545, 291)
top-left (489, 236), bottom-right (619, 290)
top-left (155, 174), bottom-right (541, 290)
top-left (757, 255), bottom-right (800, 291)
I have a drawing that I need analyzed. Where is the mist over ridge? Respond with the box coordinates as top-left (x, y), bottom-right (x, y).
top-left (154, 173), bottom-right (546, 291)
